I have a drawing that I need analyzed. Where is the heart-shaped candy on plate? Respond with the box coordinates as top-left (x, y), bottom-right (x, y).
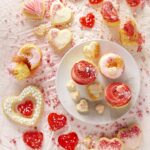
top-left (50, 1), bottom-right (73, 26)
top-left (2, 86), bottom-right (43, 127)
top-left (48, 28), bottom-right (72, 52)
top-left (58, 132), bottom-right (79, 150)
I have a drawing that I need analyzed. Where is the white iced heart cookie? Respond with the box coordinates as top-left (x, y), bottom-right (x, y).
top-left (83, 41), bottom-right (100, 60)
top-left (118, 124), bottom-right (142, 150)
top-left (76, 99), bottom-right (89, 113)
top-left (2, 86), bottom-right (43, 127)
top-left (48, 28), bottom-right (72, 52)
top-left (50, 1), bottom-right (73, 26)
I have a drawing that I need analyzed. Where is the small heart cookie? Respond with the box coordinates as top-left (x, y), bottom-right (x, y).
top-left (117, 124), bottom-right (142, 150)
top-left (48, 28), bottom-right (72, 52)
top-left (83, 41), bottom-right (100, 60)
top-left (2, 86), bottom-right (43, 127)
top-left (98, 137), bottom-right (123, 150)
top-left (50, 1), bottom-right (73, 26)
top-left (76, 99), bottom-right (89, 113)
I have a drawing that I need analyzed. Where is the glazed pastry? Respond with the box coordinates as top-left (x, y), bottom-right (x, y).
top-left (120, 20), bottom-right (143, 46)
top-left (2, 86), bottom-right (43, 126)
top-left (66, 80), bottom-right (76, 92)
top-left (118, 124), bottom-right (142, 149)
top-left (76, 99), bottom-right (89, 113)
top-left (98, 137), bottom-right (123, 150)
top-left (50, 1), bottom-right (73, 26)
top-left (70, 91), bottom-right (81, 102)
top-left (95, 104), bottom-right (105, 114)
top-left (83, 41), bottom-right (100, 60)
top-left (99, 53), bottom-right (125, 79)
top-left (33, 24), bottom-right (48, 37)
top-left (48, 28), bottom-right (72, 52)
top-left (17, 44), bottom-right (42, 70)
top-left (87, 82), bottom-right (104, 101)
top-left (105, 82), bottom-right (132, 108)
top-left (101, 1), bottom-right (120, 26)
top-left (23, 0), bottom-right (45, 20)
top-left (8, 62), bottom-right (31, 80)
top-left (71, 60), bottom-right (97, 85)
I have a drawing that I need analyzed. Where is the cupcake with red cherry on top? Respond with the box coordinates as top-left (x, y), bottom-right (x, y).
top-left (105, 82), bottom-right (132, 108)
top-left (71, 60), bottom-right (98, 85)
top-left (99, 53), bottom-right (125, 79)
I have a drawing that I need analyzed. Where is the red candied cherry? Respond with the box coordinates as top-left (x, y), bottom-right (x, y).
top-left (89, 0), bottom-right (103, 4)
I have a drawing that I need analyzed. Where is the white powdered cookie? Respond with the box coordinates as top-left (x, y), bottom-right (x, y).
top-left (70, 91), bottom-right (80, 102)
top-left (48, 28), bottom-right (72, 52)
top-left (66, 80), bottom-right (76, 92)
top-left (50, 1), bottom-right (73, 26)
top-left (95, 104), bottom-right (105, 114)
top-left (2, 86), bottom-right (43, 127)
top-left (76, 99), bottom-right (89, 113)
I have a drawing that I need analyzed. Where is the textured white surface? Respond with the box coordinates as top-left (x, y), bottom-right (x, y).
top-left (0, 0), bottom-right (150, 150)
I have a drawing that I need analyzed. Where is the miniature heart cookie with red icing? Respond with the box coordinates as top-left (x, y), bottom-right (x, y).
top-left (2, 86), bottom-right (43, 127)
top-left (50, 1), bottom-right (73, 26)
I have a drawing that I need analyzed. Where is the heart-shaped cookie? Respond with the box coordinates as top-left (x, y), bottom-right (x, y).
top-left (83, 41), bottom-right (100, 60)
top-left (98, 137), bottom-right (123, 150)
top-left (48, 28), bottom-right (72, 52)
top-left (117, 124), bottom-right (142, 150)
top-left (48, 113), bottom-right (67, 131)
top-left (2, 86), bottom-right (43, 127)
top-left (76, 99), bottom-right (89, 113)
top-left (58, 132), bottom-right (79, 150)
top-left (23, 131), bottom-right (43, 149)
top-left (50, 1), bottom-right (73, 26)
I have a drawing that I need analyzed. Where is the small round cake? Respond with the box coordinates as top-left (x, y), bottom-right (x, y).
top-left (105, 82), bottom-right (132, 108)
top-left (99, 53), bottom-right (125, 79)
top-left (71, 60), bottom-right (97, 85)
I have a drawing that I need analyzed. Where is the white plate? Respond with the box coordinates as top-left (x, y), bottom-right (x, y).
top-left (56, 40), bottom-right (140, 125)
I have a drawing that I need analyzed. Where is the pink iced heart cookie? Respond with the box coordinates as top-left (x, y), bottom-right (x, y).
top-left (50, 1), bottom-right (73, 26)
top-left (118, 124), bottom-right (142, 150)
top-left (48, 28), bottom-right (72, 52)
top-left (98, 137), bottom-right (123, 150)
top-left (2, 86), bottom-right (44, 127)
top-left (23, 0), bottom-right (46, 20)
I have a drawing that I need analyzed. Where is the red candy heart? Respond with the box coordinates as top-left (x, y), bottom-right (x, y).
top-left (89, 0), bottom-right (103, 4)
top-left (48, 113), bottom-right (67, 131)
top-left (23, 131), bottom-right (43, 149)
top-left (17, 100), bottom-right (34, 117)
top-left (80, 13), bottom-right (95, 28)
top-left (58, 132), bottom-right (79, 150)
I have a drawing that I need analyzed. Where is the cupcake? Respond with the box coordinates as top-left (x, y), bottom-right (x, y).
top-left (105, 82), bottom-right (132, 108)
top-left (71, 60), bottom-right (97, 85)
top-left (99, 53), bottom-right (125, 79)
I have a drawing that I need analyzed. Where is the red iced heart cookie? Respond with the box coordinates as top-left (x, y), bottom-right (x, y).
top-left (58, 132), bottom-right (79, 150)
top-left (99, 137), bottom-right (123, 150)
top-left (48, 113), bottom-right (67, 131)
top-left (23, 131), bottom-right (43, 149)
top-left (17, 100), bottom-right (34, 117)
top-left (80, 13), bottom-right (95, 28)
top-left (118, 124), bottom-right (142, 149)
top-left (89, 0), bottom-right (103, 4)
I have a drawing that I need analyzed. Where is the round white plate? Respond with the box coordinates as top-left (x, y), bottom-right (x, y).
top-left (56, 40), bottom-right (140, 125)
